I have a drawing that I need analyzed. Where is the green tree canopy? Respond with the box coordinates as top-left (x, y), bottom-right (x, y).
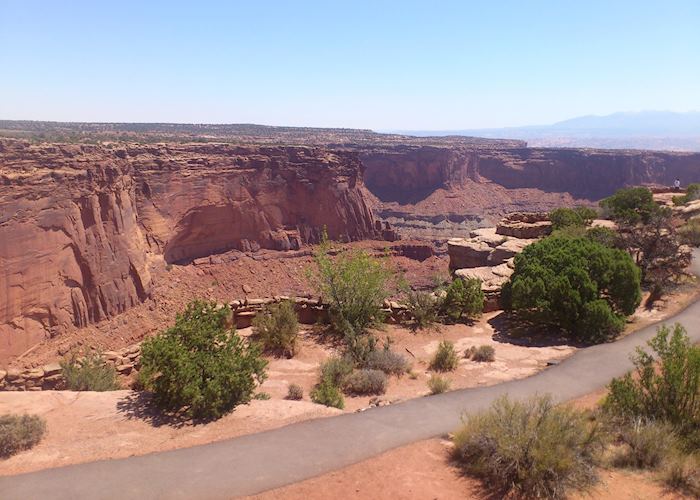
top-left (139, 301), bottom-right (267, 419)
top-left (600, 187), bottom-right (660, 225)
top-left (503, 235), bottom-right (641, 342)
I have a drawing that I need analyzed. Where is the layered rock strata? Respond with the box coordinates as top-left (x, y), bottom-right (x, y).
top-left (0, 140), bottom-right (382, 360)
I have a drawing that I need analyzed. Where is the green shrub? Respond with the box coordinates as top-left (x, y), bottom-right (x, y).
top-left (139, 301), bottom-right (268, 420)
top-left (404, 290), bottom-right (438, 331)
top-left (600, 187), bottom-right (659, 225)
top-left (679, 219), bottom-right (700, 247)
top-left (343, 369), bottom-right (387, 395)
top-left (549, 208), bottom-right (595, 231)
top-left (427, 374), bottom-right (450, 394)
top-left (661, 452), bottom-right (700, 497)
top-left (430, 340), bottom-right (459, 372)
top-left (471, 345), bottom-right (495, 362)
top-left (365, 347), bottom-right (410, 376)
top-left (503, 235), bottom-right (641, 343)
top-left (603, 323), bottom-right (700, 448)
top-left (253, 392), bottom-right (271, 400)
top-left (0, 414), bottom-right (46, 458)
top-left (439, 278), bottom-right (484, 323)
top-left (61, 353), bottom-right (120, 391)
top-left (310, 380), bottom-right (345, 409)
top-left (611, 420), bottom-right (678, 469)
top-left (252, 300), bottom-right (300, 358)
top-left (286, 383), bottom-right (304, 400)
top-left (319, 356), bottom-right (354, 387)
top-left (309, 238), bottom-right (394, 337)
top-left (453, 395), bottom-right (602, 499)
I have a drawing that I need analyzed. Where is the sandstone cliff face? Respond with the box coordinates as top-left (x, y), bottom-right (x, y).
top-left (0, 141), bottom-right (380, 360)
top-left (130, 144), bottom-right (379, 263)
top-left (363, 146), bottom-right (700, 204)
top-left (0, 142), bottom-right (151, 359)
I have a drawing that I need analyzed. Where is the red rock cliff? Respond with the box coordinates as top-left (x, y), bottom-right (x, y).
top-left (0, 141), bottom-right (380, 359)
top-left (363, 145), bottom-right (700, 206)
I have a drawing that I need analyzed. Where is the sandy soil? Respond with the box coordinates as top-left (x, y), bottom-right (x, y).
top-left (0, 391), bottom-right (340, 476)
top-left (249, 426), bottom-right (688, 500)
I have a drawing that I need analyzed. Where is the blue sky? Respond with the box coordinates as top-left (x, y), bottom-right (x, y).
top-left (1, 0), bottom-right (699, 129)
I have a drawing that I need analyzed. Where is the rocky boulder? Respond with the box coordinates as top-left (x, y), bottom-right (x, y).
top-left (496, 212), bottom-right (552, 239)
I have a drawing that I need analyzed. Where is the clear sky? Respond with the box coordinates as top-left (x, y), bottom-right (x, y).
top-left (1, 0), bottom-right (699, 129)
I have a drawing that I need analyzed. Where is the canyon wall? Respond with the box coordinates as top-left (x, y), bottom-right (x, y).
top-left (363, 146), bottom-right (700, 204)
top-left (361, 145), bottom-right (700, 239)
top-left (0, 142), bottom-right (151, 359)
top-left (0, 141), bottom-right (380, 360)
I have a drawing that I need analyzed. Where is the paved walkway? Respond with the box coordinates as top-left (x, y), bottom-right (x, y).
top-left (2, 251), bottom-right (700, 500)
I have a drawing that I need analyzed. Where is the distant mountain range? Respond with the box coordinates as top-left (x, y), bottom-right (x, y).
top-left (390, 111), bottom-right (700, 151)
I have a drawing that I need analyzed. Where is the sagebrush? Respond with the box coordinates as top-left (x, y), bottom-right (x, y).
top-left (286, 383), bottom-right (304, 400)
top-left (365, 346), bottom-right (410, 376)
top-left (343, 369), bottom-right (387, 395)
top-left (430, 340), bottom-right (459, 372)
top-left (453, 395), bottom-right (602, 499)
top-left (252, 300), bottom-right (299, 357)
top-left (0, 414), bottom-right (46, 458)
top-left (427, 374), bottom-right (450, 394)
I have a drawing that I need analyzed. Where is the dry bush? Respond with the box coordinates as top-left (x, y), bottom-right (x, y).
top-left (453, 395), bottom-right (602, 499)
top-left (365, 347), bottom-right (410, 376)
top-left (661, 452), bottom-right (700, 497)
top-left (611, 419), bottom-right (678, 469)
top-left (252, 300), bottom-right (300, 358)
top-left (430, 340), bottom-right (459, 372)
top-left (343, 369), bottom-right (387, 396)
top-left (427, 374), bottom-right (450, 395)
top-left (471, 345), bottom-right (495, 362)
top-left (286, 384), bottom-right (304, 400)
top-left (0, 414), bottom-right (46, 458)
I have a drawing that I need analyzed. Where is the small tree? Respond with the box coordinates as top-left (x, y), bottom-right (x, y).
top-left (549, 207), bottom-right (597, 231)
top-left (600, 187), bottom-right (660, 225)
top-left (309, 237), bottom-right (394, 337)
top-left (440, 278), bottom-right (484, 323)
top-left (139, 301), bottom-right (268, 419)
top-left (503, 235), bottom-right (641, 342)
top-left (618, 210), bottom-right (691, 297)
top-left (252, 300), bottom-right (299, 358)
top-left (603, 323), bottom-right (700, 447)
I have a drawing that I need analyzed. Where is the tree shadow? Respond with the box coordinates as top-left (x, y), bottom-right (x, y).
top-left (116, 392), bottom-right (210, 429)
top-left (488, 311), bottom-right (585, 348)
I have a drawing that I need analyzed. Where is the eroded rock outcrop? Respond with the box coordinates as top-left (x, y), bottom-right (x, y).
top-left (0, 140), bottom-right (381, 361)
top-left (0, 142), bottom-right (151, 360)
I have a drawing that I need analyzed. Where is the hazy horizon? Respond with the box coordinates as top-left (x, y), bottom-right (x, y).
top-left (2, 1), bottom-right (699, 129)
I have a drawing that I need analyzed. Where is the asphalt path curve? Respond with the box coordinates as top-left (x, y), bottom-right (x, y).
top-left (2, 250), bottom-right (700, 500)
